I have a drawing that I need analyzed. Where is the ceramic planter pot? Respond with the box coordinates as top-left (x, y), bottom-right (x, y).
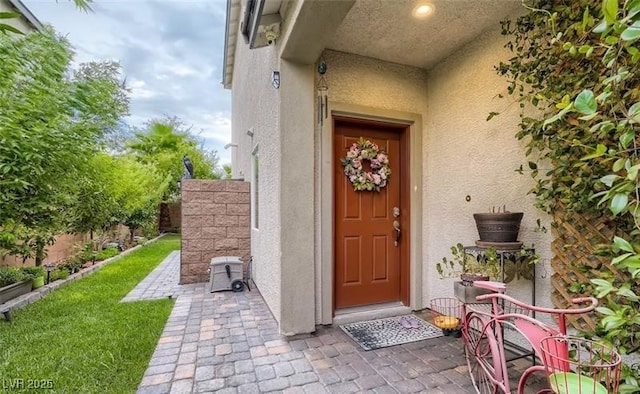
top-left (454, 281), bottom-right (493, 304)
top-left (31, 276), bottom-right (45, 289)
top-left (473, 212), bottom-right (524, 243)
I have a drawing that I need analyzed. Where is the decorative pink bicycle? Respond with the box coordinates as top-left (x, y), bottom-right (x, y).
top-left (461, 281), bottom-right (621, 394)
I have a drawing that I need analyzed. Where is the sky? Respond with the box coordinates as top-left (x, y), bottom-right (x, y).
top-left (23, 0), bottom-right (233, 164)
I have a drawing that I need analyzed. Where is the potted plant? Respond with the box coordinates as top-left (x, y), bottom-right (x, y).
top-left (0, 266), bottom-right (32, 304)
top-left (436, 243), bottom-right (504, 303)
top-left (473, 206), bottom-right (524, 246)
top-left (22, 266), bottom-right (45, 289)
top-left (436, 243), bottom-right (502, 284)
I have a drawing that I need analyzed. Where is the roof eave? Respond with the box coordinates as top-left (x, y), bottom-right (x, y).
top-left (222, 0), bottom-right (241, 89)
top-left (7, 0), bottom-right (43, 32)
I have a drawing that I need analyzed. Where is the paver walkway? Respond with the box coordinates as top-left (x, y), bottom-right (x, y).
top-left (123, 251), bottom-right (205, 301)
top-left (129, 252), bottom-right (538, 393)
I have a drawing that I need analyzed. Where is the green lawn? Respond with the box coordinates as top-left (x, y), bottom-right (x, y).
top-left (0, 235), bottom-right (179, 393)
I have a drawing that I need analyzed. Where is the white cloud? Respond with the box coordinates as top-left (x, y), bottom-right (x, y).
top-left (129, 79), bottom-right (146, 89)
top-left (166, 64), bottom-right (198, 77)
top-left (130, 88), bottom-right (157, 99)
top-left (194, 112), bottom-right (232, 143)
top-left (127, 78), bottom-right (156, 98)
top-left (23, 0), bottom-right (232, 164)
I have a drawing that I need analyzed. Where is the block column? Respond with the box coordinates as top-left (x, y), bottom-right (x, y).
top-left (180, 180), bottom-right (250, 284)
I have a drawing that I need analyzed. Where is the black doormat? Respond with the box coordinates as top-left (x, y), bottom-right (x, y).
top-left (340, 315), bottom-right (444, 351)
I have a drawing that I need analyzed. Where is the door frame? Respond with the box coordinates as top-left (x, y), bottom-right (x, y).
top-left (333, 116), bottom-right (409, 309)
top-left (316, 102), bottom-right (424, 325)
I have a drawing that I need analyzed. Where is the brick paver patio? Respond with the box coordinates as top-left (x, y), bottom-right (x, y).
top-left (127, 252), bottom-right (543, 393)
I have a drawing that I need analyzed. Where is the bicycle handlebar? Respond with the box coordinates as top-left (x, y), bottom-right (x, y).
top-left (473, 292), bottom-right (598, 315)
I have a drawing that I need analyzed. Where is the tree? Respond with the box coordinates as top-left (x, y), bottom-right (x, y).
top-left (127, 117), bottom-right (222, 199)
top-left (67, 152), bottom-right (170, 247)
top-left (67, 153), bottom-right (120, 240)
top-left (0, 29), bottom-right (76, 264)
top-left (101, 119), bottom-right (133, 154)
top-left (221, 164), bottom-right (233, 179)
top-left (0, 29), bottom-right (129, 264)
top-left (111, 157), bottom-right (169, 243)
top-left (71, 60), bottom-right (130, 137)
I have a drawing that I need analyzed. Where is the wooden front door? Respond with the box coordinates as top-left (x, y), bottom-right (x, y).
top-left (334, 117), bottom-right (409, 309)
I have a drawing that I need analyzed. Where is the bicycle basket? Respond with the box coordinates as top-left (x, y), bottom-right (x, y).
top-left (429, 297), bottom-right (462, 330)
top-left (539, 336), bottom-right (621, 394)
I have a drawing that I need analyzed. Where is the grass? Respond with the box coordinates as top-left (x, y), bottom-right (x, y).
top-left (0, 235), bottom-right (180, 393)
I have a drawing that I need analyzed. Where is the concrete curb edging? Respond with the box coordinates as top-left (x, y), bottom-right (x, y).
top-left (1, 233), bottom-right (169, 320)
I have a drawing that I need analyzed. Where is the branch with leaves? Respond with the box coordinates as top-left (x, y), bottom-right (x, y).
top-left (498, 0), bottom-right (640, 390)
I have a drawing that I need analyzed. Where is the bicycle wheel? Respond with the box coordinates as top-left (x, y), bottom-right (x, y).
top-left (463, 314), bottom-right (504, 394)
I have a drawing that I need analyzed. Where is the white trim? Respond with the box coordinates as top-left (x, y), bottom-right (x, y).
top-left (6, 0), bottom-right (42, 31)
top-left (222, 0), bottom-right (241, 88)
top-left (317, 102), bottom-right (424, 325)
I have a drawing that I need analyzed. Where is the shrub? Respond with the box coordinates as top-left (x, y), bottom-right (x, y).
top-left (59, 259), bottom-right (83, 274)
top-left (70, 241), bottom-right (99, 265)
top-left (50, 268), bottom-right (69, 282)
top-left (141, 221), bottom-right (159, 239)
top-left (95, 247), bottom-right (119, 261)
top-left (21, 266), bottom-right (44, 280)
top-left (0, 267), bottom-right (27, 287)
top-left (133, 236), bottom-right (147, 245)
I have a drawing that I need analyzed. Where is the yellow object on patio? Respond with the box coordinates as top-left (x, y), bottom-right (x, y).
top-left (434, 315), bottom-right (459, 329)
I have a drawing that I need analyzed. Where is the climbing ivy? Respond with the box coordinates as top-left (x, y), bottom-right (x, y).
top-left (499, 0), bottom-right (640, 390)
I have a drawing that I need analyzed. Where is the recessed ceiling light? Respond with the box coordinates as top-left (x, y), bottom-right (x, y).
top-left (412, 3), bottom-right (435, 18)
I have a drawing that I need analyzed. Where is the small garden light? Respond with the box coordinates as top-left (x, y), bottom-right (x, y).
top-left (44, 262), bottom-right (56, 284)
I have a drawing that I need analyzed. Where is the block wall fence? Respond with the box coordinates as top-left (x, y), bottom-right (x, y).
top-left (0, 233), bottom-right (86, 266)
top-left (180, 180), bottom-right (251, 284)
top-left (159, 202), bottom-right (181, 233)
top-left (0, 223), bottom-right (142, 267)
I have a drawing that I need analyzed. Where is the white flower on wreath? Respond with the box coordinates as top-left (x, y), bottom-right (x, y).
top-left (341, 137), bottom-right (391, 192)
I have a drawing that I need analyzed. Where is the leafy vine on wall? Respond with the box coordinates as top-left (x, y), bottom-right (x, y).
top-left (498, 0), bottom-right (640, 389)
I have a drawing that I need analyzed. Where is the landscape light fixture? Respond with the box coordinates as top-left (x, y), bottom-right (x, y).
top-left (44, 263), bottom-right (56, 284)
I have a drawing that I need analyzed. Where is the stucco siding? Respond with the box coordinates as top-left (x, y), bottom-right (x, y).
top-left (231, 37), bottom-right (283, 323)
top-left (324, 50), bottom-right (428, 114)
top-left (278, 60), bottom-right (315, 334)
top-left (425, 25), bottom-right (553, 307)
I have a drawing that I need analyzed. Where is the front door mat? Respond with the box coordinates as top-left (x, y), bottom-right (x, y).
top-left (340, 315), bottom-right (444, 351)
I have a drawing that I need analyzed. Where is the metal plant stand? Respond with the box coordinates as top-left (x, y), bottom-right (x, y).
top-left (459, 246), bottom-right (538, 363)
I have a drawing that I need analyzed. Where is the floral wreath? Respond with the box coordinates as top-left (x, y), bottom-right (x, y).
top-left (341, 137), bottom-right (391, 192)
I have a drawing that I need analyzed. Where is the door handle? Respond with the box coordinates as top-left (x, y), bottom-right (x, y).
top-left (393, 220), bottom-right (401, 246)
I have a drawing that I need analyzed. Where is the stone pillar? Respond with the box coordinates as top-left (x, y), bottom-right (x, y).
top-left (180, 180), bottom-right (250, 284)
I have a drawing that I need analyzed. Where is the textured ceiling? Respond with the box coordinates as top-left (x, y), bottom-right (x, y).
top-left (327, 0), bottom-right (523, 70)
